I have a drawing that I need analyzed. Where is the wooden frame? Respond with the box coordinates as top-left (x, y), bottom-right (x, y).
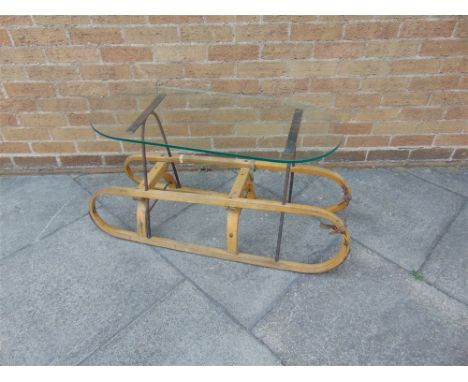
top-left (88, 153), bottom-right (352, 274)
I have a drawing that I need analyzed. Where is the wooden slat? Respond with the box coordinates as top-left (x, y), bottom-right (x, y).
top-left (138, 162), bottom-right (168, 190)
top-left (229, 168), bottom-right (251, 198)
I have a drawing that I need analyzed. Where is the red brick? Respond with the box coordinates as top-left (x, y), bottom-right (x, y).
top-left (366, 40), bottom-right (420, 57)
top-left (185, 62), bottom-right (235, 78)
top-left (236, 24), bottom-right (289, 41)
top-left (291, 23), bottom-right (342, 40)
top-left (0, 66), bottom-right (27, 80)
top-left (77, 141), bottom-right (121, 153)
top-left (4, 83), bottom-right (55, 97)
top-left (0, 113), bottom-right (17, 126)
top-left (336, 94), bottom-right (381, 107)
top-left (70, 28), bottom-right (123, 44)
top-left (101, 47), bottom-right (153, 62)
top-left (148, 16), bottom-right (204, 24)
top-left (37, 98), bottom-right (89, 112)
top-left (310, 78), bottom-right (359, 91)
top-left (103, 154), bottom-right (128, 166)
top-left (211, 79), bottom-right (260, 94)
top-left (46, 47), bottom-right (100, 63)
top-left (345, 23), bottom-right (399, 39)
top-left (10, 28), bottom-right (67, 45)
top-left (390, 59), bottom-right (440, 74)
top-left (434, 134), bottom-right (468, 146)
top-left (155, 45), bottom-right (207, 62)
top-left (315, 42), bottom-right (365, 58)
top-left (58, 82), bottom-right (107, 97)
top-left (262, 43), bottom-right (312, 60)
top-left (330, 123), bottom-right (373, 135)
top-left (204, 16), bottom-right (236, 24)
top-left (32, 16), bottom-right (90, 25)
top-left (400, 20), bottom-right (457, 38)
top-left (0, 47), bottom-right (45, 64)
top-left (123, 27), bottom-right (179, 43)
top-left (19, 113), bottom-right (67, 127)
top-left (208, 44), bottom-right (259, 61)
top-left (134, 63), bottom-right (184, 79)
top-left (91, 16), bottom-right (147, 24)
top-left (50, 128), bottom-right (96, 140)
top-left (0, 142), bottom-right (30, 153)
top-left (237, 62), bottom-right (285, 77)
top-left (339, 60), bottom-right (390, 75)
top-left (445, 106), bottom-right (468, 120)
top-left (420, 40), bottom-right (467, 56)
top-left (367, 149), bottom-right (410, 161)
top-left (0, 157), bottom-right (14, 169)
top-left (409, 148), bottom-right (453, 160)
top-left (60, 155), bottom-right (102, 167)
top-left (455, 19), bottom-right (468, 38)
top-left (0, 16), bottom-right (32, 25)
top-left (0, 99), bottom-right (36, 112)
top-left (79, 64), bottom-right (132, 80)
top-left (32, 142), bottom-right (75, 154)
top-left (409, 76), bottom-right (460, 90)
top-left (345, 136), bottom-right (390, 147)
top-left (324, 150), bottom-right (367, 162)
top-left (263, 16), bottom-right (318, 23)
top-left (26, 65), bottom-right (79, 80)
top-left (399, 108), bottom-right (443, 120)
top-left (390, 135), bottom-right (434, 146)
top-left (213, 137), bottom-right (256, 149)
top-left (14, 156), bottom-right (58, 168)
top-left (453, 148), bottom-right (468, 159)
top-left (261, 79), bottom-right (308, 95)
top-left (0, 29), bottom-right (11, 46)
top-left (180, 25), bottom-right (233, 42)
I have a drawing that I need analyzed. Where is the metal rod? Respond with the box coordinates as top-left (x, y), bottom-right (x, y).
top-left (152, 112), bottom-right (181, 188)
top-left (141, 118), bottom-right (151, 238)
top-left (274, 163), bottom-right (292, 262)
top-left (274, 109), bottom-right (303, 262)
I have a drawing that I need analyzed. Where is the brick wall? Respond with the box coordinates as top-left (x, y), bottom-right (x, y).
top-left (0, 15), bottom-right (467, 173)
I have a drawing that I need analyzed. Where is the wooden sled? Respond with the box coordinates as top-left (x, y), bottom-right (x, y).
top-left (88, 153), bottom-right (352, 274)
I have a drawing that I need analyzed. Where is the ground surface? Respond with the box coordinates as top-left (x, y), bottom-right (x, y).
top-left (1, 166), bottom-right (467, 365)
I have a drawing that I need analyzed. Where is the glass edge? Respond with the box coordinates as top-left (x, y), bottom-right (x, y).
top-left (91, 123), bottom-right (341, 164)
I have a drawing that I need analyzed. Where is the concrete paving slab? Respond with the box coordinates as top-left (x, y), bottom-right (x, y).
top-left (0, 216), bottom-right (183, 365)
top-left (253, 242), bottom-right (468, 365)
top-left (81, 281), bottom-right (281, 365)
top-left (408, 167), bottom-right (468, 197)
top-left (160, 247), bottom-right (298, 329)
top-left (421, 202), bottom-right (468, 305)
top-left (151, 186), bottom-right (340, 327)
top-left (0, 175), bottom-right (90, 258)
top-left (299, 168), bottom-right (465, 271)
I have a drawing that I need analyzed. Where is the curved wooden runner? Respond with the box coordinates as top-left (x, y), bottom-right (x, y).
top-left (89, 154), bottom-right (352, 274)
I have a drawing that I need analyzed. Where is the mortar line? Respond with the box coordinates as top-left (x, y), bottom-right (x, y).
top-left (352, 237), bottom-right (468, 308)
top-left (158, 252), bottom-right (284, 365)
top-left (75, 278), bottom-right (187, 366)
top-left (33, 200), bottom-right (71, 242)
top-left (406, 170), bottom-right (468, 200)
top-left (1, 176), bottom-right (91, 263)
top-left (419, 198), bottom-right (468, 272)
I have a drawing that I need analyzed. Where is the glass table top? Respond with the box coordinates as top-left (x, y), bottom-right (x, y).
top-left (90, 86), bottom-right (341, 164)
